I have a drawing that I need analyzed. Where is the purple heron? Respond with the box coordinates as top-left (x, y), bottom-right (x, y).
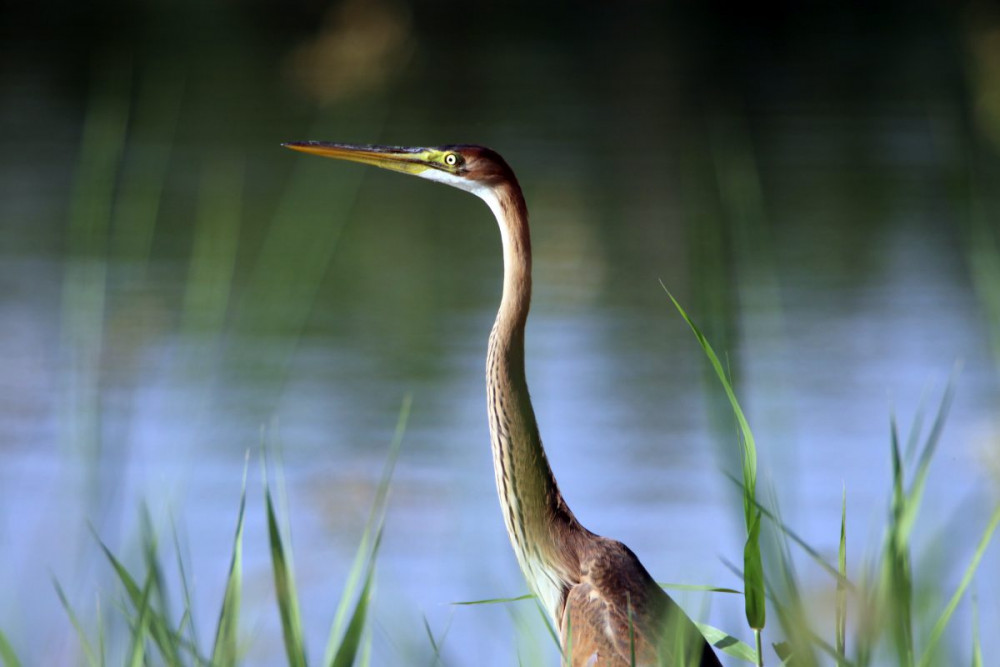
top-left (283, 142), bottom-right (722, 667)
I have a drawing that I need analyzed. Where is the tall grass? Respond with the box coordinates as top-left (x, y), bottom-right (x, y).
top-left (7, 253), bottom-right (996, 665)
top-left (666, 289), bottom-right (765, 666)
top-left (669, 298), bottom-right (999, 666)
top-left (39, 397), bottom-right (407, 667)
top-left (672, 101), bottom-right (1000, 666)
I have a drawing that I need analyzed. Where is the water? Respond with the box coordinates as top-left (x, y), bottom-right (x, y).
top-left (2, 4), bottom-right (999, 664)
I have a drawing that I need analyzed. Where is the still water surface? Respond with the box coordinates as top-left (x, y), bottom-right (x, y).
top-left (2, 5), bottom-right (1000, 665)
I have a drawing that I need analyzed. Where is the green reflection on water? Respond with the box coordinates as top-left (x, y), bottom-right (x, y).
top-left (2, 2), bottom-right (1000, 664)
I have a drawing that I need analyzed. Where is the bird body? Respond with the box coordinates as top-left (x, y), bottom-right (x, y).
top-left (283, 142), bottom-right (721, 666)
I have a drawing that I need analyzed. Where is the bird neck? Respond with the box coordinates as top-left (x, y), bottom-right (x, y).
top-left (482, 182), bottom-right (581, 621)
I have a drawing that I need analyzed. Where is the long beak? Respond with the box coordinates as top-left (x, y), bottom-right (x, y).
top-left (282, 142), bottom-right (435, 176)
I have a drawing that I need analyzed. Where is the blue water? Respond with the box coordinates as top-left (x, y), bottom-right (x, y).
top-left (2, 7), bottom-right (999, 663)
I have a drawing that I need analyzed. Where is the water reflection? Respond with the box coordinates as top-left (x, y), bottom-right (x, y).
top-left (2, 3), bottom-right (999, 665)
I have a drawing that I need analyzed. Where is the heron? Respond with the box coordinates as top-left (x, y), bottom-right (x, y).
top-left (282, 142), bottom-right (722, 666)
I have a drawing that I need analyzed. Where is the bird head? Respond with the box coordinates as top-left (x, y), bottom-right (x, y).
top-left (281, 142), bottom-right (517, 199)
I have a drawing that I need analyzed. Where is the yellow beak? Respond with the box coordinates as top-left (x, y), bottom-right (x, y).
top-left (282, 142), bottom-right (435, 176)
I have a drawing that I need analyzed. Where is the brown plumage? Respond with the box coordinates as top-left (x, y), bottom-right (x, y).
top-left (282, 141), bottom-right (722, 666)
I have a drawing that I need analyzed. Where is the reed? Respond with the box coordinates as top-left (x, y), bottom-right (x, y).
top-left (37, 397), bottom-right (407, 667)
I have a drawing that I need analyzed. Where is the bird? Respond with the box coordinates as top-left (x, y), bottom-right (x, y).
top-left (282, 142), bottom-right (722, 667)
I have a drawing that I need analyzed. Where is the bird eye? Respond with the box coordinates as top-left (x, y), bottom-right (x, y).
top-left (444, 153), bottom-right (460, 167)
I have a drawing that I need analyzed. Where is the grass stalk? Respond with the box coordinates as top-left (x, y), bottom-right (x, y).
top-left (323, 394), bottom-right (410, 666)
top-left (53, 580), bottom-right (99, 667)
top-left (836, 488), bottom-right (847, 666)
top-left (330, 558), bottom-right (378, 667)
top-left (664, 288), bottom-right (766, 658)
top-left (971, 595), bottom-right (982, 667)
top-left (263, 470), bottom-right (307, 667)
top-left (171, 518), bottom-right (199, 658)
top-left (95, 532), bottom-right (187, 663)
top-left (916, 506), bottom-right (1000, 667)
top-left (210, 457), bottom-right (248, 666)
top-left (125, 571), bottom-right (154, 667)
top-left (0, 626), bottom-right (20, 667)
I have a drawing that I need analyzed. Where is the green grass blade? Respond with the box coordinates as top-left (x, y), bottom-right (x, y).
top-left (726, 473), bottom-right (855, 591)
top-left (890, 414), bottom-right (904, 516)
top-left (95, 537), bottom-right (142, 604)
top-left (75, 515), bottom-right (217, 667)
top-left (902, 389), bottom-right (928, 462)
top-left (659, 583), bottom-right (742, 595)
top-left (971, 594), bottom-right (982, 667)
top-left (422, 616), bottom-right (437, 652)
top-left (211, 458), bottom-right (248, 666)
top-left (764, 512), bottom-right (816, 667)
top-left (899, 380), bottom-right (956, 544)
top-left (773, 641), bottom-right (792, 665)
top-left (265, 479), bottom-right (307, 667)
top-left (0, 627), bottom-right (20, 667)
top-left (722, 550), bottom-right (834, 667)
top-left (323, 395), bottom-right (410, 665)
top-left (54, 579), bottom-right (97, 667)
top-left (502, 603), bottom-right (549, 666)
top-left (695, 623), bottom-right (758, 663)
top-left (422, 614), bottom-right (450, 665)
top-left (836, 486), bottom-right (847, 665)
top-left (94, 532), bottom-right (180, 663)
top-left (917, 505), bottom-right (1000, 667)
top-left (885, 413), bottom-right (914, 665)
top-left (126, 572), bottom-right (155, 667)
top-left (533, 599), bottom-right (562, 651)
top-left (95, 596), bottom-right (105, 667)
top-left (325, 510), bottom-right (374, 655)
top-left (453, 593), bottom-right (536, 605)
top-left (664, 288), bottom-right (757, 504)
top-left (744, 510), bottom-right (765, 631)
top-left (330, 547), bottom-right (379, 667)
top-left (358, 623), bottom-right (373, 667)
top-left (665, 287), bottom-right (765, 633)
top-left (139, 508), bottom-right (181, 666)
top-left (171, 517), bottom-right (201, 660)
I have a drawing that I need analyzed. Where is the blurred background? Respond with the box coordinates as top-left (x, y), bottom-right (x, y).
top-left (2, 0), bottom-right (1000, 664)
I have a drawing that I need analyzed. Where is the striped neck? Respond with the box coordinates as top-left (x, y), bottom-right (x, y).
top-left (479, 181), bottom-right (581, 623)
